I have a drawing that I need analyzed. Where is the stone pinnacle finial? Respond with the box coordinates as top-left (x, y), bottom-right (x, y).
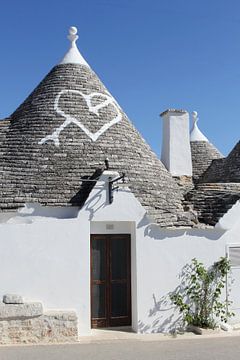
top-left (190, 111), bottom-right (209, 142)
top-left (192, 111), bottom-right (198, 124)
top-left (68, 26), bottom-right (78, 47)
top-left (59, 26), bottom-right (89, 66)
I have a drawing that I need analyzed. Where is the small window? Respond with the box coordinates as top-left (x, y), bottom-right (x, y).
top-left (228, 246), bottom-right (240, 268)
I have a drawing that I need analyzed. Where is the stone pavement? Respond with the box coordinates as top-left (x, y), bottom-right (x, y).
top-left (1, 332), bottom-right (240, 360)
top-left (79, 326), bottom-right (240, 343)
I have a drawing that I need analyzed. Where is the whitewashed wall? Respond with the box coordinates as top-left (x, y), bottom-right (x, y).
top-left (0, 172), bottom-right (239, 335)
top-left (136, 227), bottom-right (236, 333)
top-left (0, 216), bottom-right (91, 334)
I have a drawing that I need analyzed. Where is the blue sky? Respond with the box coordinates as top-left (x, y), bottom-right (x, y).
top-left (0, 0), bottom-right (240, 156)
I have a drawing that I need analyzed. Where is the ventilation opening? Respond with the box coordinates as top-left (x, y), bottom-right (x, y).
top-left (228, 245), bottom-right (240, 268)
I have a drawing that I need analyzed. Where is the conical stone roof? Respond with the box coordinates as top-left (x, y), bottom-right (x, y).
top-left (191, 141), bottom-right (223, 182)
top-left (0, 27), bottom-right (193, 227)
top-left (190, 112), bottom-right (223, 182)
top-left (219, 141), bottom-right (240, 182)
top-left (201, 141), bottom-right (240, 183)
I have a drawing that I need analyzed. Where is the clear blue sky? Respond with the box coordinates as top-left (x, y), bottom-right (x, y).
top-left (0, 0), bottom-right (240, 156)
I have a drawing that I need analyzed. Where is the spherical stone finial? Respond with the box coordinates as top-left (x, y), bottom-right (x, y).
top-left (69, 26), bottom-right (77, 35)
top-left (68, 26), bottom-right (78, 45)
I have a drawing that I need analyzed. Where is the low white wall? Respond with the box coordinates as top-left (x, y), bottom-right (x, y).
top-left (135, 208), bottom-right (240, 333)
top-left (136, 226), bottom-right (224, 332)
top-left (0, 217), bottom-right (90, 335)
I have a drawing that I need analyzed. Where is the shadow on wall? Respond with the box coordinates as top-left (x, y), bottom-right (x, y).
top-left (80, 184), bottom-right (107, 220)
top-left (17, 203), bottom-right (79, 219)
top-left (138, 259), bottom-right (234, 333)
top-left (138, 292), bottom-right (183, 334)
top-left (137, 213), bottom-right (224, 241)
top-left (138, 262), bottom-right (205, 334)
top-left (138, 263), bottom-right (189, 333)
top-left (71, 168), bottom-right (107, 221)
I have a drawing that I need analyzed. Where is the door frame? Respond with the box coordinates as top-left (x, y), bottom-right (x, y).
top-left (90, 234), bottom-right (132, 328)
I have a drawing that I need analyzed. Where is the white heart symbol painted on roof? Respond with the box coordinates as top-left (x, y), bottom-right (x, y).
top-left (38, 89), bottom-right (122, 146)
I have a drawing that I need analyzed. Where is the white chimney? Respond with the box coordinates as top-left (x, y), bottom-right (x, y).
top-left (160, 109), bottom-right (192, 176)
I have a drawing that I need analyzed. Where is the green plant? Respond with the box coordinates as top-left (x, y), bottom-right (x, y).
top-left (170, 257), bottom-right (234, 329)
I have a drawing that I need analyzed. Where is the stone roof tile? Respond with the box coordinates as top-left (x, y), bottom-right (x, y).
top-left (201, 141), bottom-right (240, 183)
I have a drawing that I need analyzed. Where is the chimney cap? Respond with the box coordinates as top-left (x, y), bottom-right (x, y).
top-left (160, 109), bottom-right (188, 117)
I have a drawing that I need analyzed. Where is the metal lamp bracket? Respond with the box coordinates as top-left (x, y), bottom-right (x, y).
top-left (108, 173), bottom-right (125, 204)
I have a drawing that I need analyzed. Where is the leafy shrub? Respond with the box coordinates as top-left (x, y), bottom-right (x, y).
top-left (170, 257), bottom-right (234, 329)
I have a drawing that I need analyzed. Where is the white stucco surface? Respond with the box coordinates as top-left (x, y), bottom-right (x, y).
top-left (0, 171), bottom-right (239, 335)
top-left (161, 111), bottom-right (192, 176)
top-left (136, 227), bottom-right (231, 333)
top-left (0, 217), bottom-right (90, 334)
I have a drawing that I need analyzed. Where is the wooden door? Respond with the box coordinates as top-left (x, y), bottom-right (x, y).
top-left (91, 234), bottom-right (131, 328)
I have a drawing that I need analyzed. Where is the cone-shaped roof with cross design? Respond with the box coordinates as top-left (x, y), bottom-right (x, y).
top-left (0, 27), bottom-right (194, 227)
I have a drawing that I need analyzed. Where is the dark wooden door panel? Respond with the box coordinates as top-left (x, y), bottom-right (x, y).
top-left (91, 237), bottom-right (106, 281)
top-left (109, 235), bottom-right (131, 327)
top-left (91, 235), bottom-right (108, 328)
top-left (91, 234), bottom-right (131, 328)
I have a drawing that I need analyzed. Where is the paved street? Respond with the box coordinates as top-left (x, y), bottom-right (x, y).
top-left (1, 336), bottom-right (240, 360)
